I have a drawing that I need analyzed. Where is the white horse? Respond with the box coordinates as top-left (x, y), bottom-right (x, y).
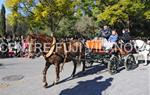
top-left (133, 39), bottom-right (150, 65)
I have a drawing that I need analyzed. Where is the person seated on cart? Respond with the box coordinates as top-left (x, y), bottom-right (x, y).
top-left (103, 30), bottom-right (118, 50)
top-left (99, 25), bottom-right (111, 40)
top-left (121, 28), bottom-right (131, 43)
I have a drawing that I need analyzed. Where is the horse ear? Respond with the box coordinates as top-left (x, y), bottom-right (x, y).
top-left (50, 33), bottom-right (54, 37)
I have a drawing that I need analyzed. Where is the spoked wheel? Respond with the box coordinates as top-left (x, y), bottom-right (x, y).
top-left (124, 54), bottom-right (137, 71)
top-left (108, 55), bottom-right (119, 75)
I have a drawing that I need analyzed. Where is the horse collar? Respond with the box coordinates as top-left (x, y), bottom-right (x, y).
top-left (45, 37), bottom-right (56, 58)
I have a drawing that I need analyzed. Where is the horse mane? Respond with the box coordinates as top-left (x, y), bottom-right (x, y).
top-left (28, 33), bottom-right (53, 43)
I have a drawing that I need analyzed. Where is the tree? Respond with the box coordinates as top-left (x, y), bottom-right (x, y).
top-left (56, 17), bottom-right (77, 38)
top-left (74, 15), bottom-right (98, 38)
top-left (97, 0), bottom-right (145, 28)
top-left (5, 0), bottom-right (150, 37)
top-left (95, 0), bottom-right (150, 36)
top-left (144, 0), bottom-right (150, 20)
top-left (74, 0), bottom-right (101, 20)
top-left (5, 0), bottom-right (77, 33)
top-left (0, 4), bottom-right (6, 35)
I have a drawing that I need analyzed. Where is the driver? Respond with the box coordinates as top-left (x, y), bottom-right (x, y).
top-left (99, 25), bottom-right (111, 40)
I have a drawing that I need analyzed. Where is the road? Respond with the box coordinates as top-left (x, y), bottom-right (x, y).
top-left (0, 55), bottom-right (149, 95)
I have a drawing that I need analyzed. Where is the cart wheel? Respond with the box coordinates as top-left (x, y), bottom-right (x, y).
top-left (124, 54), bottom-right (137, 71)
top-left (108, 55), bottom-right (119, 75)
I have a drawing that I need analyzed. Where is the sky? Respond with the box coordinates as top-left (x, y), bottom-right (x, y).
top-left (0, 0), bottom-right (4, 4)
top-left (0, 0), bottom-right (5, 8)
top-left (0, 0), bottom-right (10, 15)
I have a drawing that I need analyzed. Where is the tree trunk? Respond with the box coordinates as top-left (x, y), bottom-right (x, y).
top-left (13, 23), bottom-right (18, 39)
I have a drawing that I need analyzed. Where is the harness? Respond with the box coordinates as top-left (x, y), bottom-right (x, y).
top-left (45, 37), bottom-right (56, 58)
top-left (135, 41), bottom-right (146, 52)
top-left (45, 37), bottom-right (68, 64)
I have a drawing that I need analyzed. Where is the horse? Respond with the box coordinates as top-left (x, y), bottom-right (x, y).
top-left (27, 33), bottom-right (86, 88)
top-left (132, 39), bottom-right (150, 66)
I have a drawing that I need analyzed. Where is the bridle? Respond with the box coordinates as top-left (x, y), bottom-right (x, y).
top-left (29, 34), bottom-right (56, 57)
top-left (134, 40), bottom-right (146, 52)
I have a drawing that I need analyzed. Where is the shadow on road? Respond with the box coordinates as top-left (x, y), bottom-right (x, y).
top-left (138, 60), bottom-right (150, 65)
top-left (0, 63), bottom-right (4, 66)
top-left (77, 64), bottom-right (107, 77)
top-left (0, 63), bottom-right (6, 69)
top-left (46, 64), bottom-right (107, 88)
top-left (47, 59), bottom-right (140, 88)
top-left (59, 76), bottom-right (113, 95)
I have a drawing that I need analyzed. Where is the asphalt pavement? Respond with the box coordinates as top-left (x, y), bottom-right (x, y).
top-left (0, 55), bottom-right (149, 95)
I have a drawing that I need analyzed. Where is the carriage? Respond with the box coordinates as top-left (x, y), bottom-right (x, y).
top-left (84, 37), bottom-right (137, 75)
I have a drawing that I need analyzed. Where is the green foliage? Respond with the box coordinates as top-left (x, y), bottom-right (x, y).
top-left (4, 0), bottom-right (150, 37)
top-left (5, 0), bottom-right (77, 33)
top-left (97, 0), bottom-right (145, 27)
top-left (74, 15), bottom-right (98, 38)
top-left (0, 4), bottom-right (6, 35)
top-left (56, 17), bottom-right (77, 38)
top-left (144, 11), bottom-right (150, 20)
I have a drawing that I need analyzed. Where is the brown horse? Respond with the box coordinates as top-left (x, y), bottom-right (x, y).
top-left (27, 33), bottom-right (86, 88)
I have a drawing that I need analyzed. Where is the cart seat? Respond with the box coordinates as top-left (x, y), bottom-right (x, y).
top-left (86, 40), bottom-right (103, 50)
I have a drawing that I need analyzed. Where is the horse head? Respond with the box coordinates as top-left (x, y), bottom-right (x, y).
top-left (132, 39), bottom-right (150, 54)
top-left (27, 33), bottom-right (55, 58)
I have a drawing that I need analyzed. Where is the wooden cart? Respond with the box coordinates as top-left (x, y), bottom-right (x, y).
top-left (85, 39), bottom-right (137, 75)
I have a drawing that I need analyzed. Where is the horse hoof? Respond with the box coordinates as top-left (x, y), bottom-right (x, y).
top-left (43, 82), bottom-right (48, 88)
top-left (144, 64), bottom-right (148, 66)
top-left (52, 81), bottom-right (58, 85)
top-left (71, 74), bottom-right (78, 79)
top-left (71, 75), bottom-right (75, 78)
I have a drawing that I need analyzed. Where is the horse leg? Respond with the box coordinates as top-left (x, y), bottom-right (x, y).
top-left (43, 62), bottom-right (51, 88)
top-left (78, 53), bottom-right (81, 64)
top-left (60, 55), bottom-right (67, 72)
top-left (60, 63), bottom-right (64, 72)
top-left (82, 60), bottom-right (86, 72)
top-left (143, 53), bottom-right (148, 66)
top-left (71, 60), bottom-right (77, 78)
top-left (53, 63), bottom-right (60, 85)
top-left (81, 59), bottom-right (86, 76)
